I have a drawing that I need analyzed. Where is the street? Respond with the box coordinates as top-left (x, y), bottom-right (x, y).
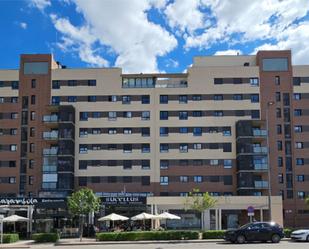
top-left (20, 241), bottom-right (308, 249)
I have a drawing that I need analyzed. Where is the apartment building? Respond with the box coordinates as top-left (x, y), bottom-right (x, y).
top-left (0, 51), bottom-right (308, 228)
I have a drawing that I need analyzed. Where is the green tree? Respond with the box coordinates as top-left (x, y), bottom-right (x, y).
top-left (185, 188), bottom-right (217, 230)
top-left (67, 188), bottom-right (100, 241)
top-left (306, 196), bottom-right (309, 207)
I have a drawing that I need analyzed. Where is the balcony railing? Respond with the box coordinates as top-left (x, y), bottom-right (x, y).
top-left (254, 181), bottom-right (269, 188)
top-left (43, 115), bottom-right (58, 123)
top-left (253, 129), bottom-right (267, 137)
top-left (43, 165), bottom-right (57, 173)
top-left (253, 147), bottom-right (268, 153)
top-left (254, 163), bottom-right (268, 170)
top-left (43, 131), bottom-right (58, 140)
top-left (43, 148), bottom-right (58, 155)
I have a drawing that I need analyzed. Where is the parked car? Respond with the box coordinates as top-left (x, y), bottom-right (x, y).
top-left (291, 229), bottom-right (309, 241)
top-left (224, 222), bottom-right (284, 244)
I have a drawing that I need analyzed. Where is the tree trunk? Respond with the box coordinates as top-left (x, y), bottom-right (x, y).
top-left (79, 216), bottom-right (83, 242)
top-left (201, 211), bottom-right (204, 230)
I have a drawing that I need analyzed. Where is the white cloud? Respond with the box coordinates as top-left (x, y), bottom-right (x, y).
top-left (20, 22), bottom-right (27, 29)
top-left (165, 58), bottom-right (179, 68)
top-left (164, 0), bottom-right (205, 34)
top-left (29, 0), bottom-right (51, 11)
top-left (67, 0), bottom-right (177, 72)
top-left (214, 49), bottom-right (242, 56)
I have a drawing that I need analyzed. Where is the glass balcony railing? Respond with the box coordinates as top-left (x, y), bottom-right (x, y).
top-left (254, 163), bottom-right (268, 170)
top-left (43, 165), bottom-right (57, 173)
top-left (254, 181), bottom-right (269, 188)
top-left (43, 115), bottom-right (58, 123)
top-left (43, 131), bottom-right (58, 140)
top-left (253, 147), bottom-right (268, 153)
top-left (43, 148), bottom-right (58, 155)
top-left (252, 129), bottom-right (267, 137)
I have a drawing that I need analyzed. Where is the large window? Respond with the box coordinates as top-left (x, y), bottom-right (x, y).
top-left (262, 58), bottom-right (288, 71)
top-left (160, 176), bottom-right (169, 185)
top-left (160, 111), bottom-right (168, 120)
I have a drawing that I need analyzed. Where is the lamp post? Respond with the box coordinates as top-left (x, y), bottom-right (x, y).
top-left (266, 101), bottom-right (274, 221)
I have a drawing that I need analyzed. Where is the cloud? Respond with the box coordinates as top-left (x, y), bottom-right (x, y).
top-left (20, 22), bottom-right (27, 29)
top-left (165, 58), bottom-right (179, 68)
top-left (29, 0), bottom-right (51, 11)
top-left (214, 49), bottom-right (242, 56)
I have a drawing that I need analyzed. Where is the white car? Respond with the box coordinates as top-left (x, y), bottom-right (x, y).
top-left (291, 229), bottom-right (309, 241)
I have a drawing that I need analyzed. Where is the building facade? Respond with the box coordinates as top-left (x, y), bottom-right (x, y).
top-left (0, 51), bottom-right (308, 228)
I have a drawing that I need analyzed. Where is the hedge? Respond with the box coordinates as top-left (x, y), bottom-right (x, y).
top-left (284, 228), bottom-right (294, 238)
top-left (96, 231), bottom-right (199, 241)
top-left (202, 230), bottom-right (226, 239)
top-left (32, 233), bottom-right (60, 243)
top-left (2, 234), bottom-right (19, 243)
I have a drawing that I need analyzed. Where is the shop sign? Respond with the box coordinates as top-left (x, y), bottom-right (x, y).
top-left (101, 196), bottom-right (146, 205)
top-left (0, 198), bottom-right (66, 206)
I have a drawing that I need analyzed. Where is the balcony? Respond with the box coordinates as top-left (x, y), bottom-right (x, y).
top-left (253, 147), bottom-right (267, 153)
top-left (43, 165), bottom-right (57, 173)
top-left (237, 146), bottom-right (268, 155)
top-left (253, 129), bottom-right (267, 137)
top-left (43, 131), bottom-right (58, 140)
top-left (43, 148), bottom-right (58, 156)
top-left (253, 163), bottom-right (268, 171)
top-left (43, 115), bottom-right (58, 123)
top-left (254, 180), bottom-right (269, 189)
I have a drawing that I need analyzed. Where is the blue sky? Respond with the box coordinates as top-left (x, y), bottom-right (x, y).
top-left (0, 0), bottom-right (309, 73)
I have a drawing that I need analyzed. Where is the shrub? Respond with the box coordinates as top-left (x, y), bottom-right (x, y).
top-left (284, 228), bottom-right (293, 238)
top-left (96, 231), bottom-right (199, 241)
top-left (32, 233), bottom-right (60, 243)
top-left (202, 230), bottom-right (226, 239)
top-left (3, 234), bottom-right (19, 243)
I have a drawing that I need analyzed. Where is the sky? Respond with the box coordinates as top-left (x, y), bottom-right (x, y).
top-left (0, 0), bottom-right (309, 73)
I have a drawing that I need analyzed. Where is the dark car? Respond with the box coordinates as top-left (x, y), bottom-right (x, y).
top-left (224, 222), bottom-right (284, 244)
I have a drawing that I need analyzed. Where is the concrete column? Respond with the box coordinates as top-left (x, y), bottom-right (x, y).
top-left (218, 209), bottom-right (222, 230)
top-left (260, 209), bottom-right (263, 222)
top-left (215, 209), bottom-right (218, 230)
top-left (203, 209), bottom-right (210, 230)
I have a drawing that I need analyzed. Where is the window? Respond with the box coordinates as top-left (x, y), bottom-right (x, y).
top-left (141, 160), bottom-right (150, 169)
top-left (68, 80), bottom-right (77, 86)
top-left (297, 191), bottom-right (305, 199)
top-left (68, 96), bottom-right (77, 102)
top-left (0, 97), bottom-right (4, 103)
top-left (294, 93), bottom-right (301, 100)
top-left (108, 95), bottom-right (117, 102)
top-left (30, 127), bottom-right (35, 137)
top-left (8, 161), bottom-right (16, 167)
top-left (141, 144), bottom-right (150, 153)
top-left (11, 97), bottom-right (18, 103)
top-left (214, 94), bottom-right (223, 101)
top-left (160, 111), bottom-right (168, 120)
top-left (179, 143), bottom-right (188, 153)
top-left (210, 159), bottom-right (219, 166)
top-left (214, 111), bottom-right (223, 117)
top-left (141, 95), bottom-right (150, 104)
top-left (122, 95), bottom-right (131, 104)
top-left (123, 144), bottom-right (132, 153)
top-left (123, 160), bottom-right (132, 170)
top-left (283, 93), bottom-right (290, 106)
top-left (277, 125), bottom-right (282, 134)
top-left (141, 128), bottom-right (150, 137)
top-left (180, 176), bottom-right (188, 182)
top-left (108, 111), bottom-right (117, 120)
top-left (294, 109), bottom-right (302, 116)
top-left (160, 95), bottom-right (168, 104)
top-left (179, 111), bottom-right (188, 120)
top-left (10, 128), bottom-right (17, 135)
top-left (160, 144), bottom-right (169, 153)
top-left (192, 95), bottom-right (202, 101)
top-left (160, 160), bottom-right (169, 169)
top-left (160, 127), bottom-right (169, 136)
top-left (180, 160), bottom-right (189, 166)
top-left (179, 95), bottom-right (188, 103)
top-left (141, 176), bottom-right (150, 185)
top-left (277, 157), bottom-right (283, 167)
top-left (194, 176), bottom-right (202, 183)
top-left (223, 129), bottom-right (231, 136)
top-left (179, 127), bottom-right (188, 133)
top-left (31, 79), bottom-right (36, 88)
top-left (9, 177), bottom-right (16, 184)
top-left (250, 78), bottom-right (259, 86)
top-left (11, 81), bottom-right (19, 89)
top-left (193, 159), bottom-right (202, 166)
top-left (233, 78), bottom-right (242, 84)
top-left (233, 94), bottom-right (243, 100)
top-left (80, 112), bottom-right (88, 121)
top-left (160, 176), bottom-right (169, 185)
top-left (192, 111), bottom-right (202, 117)
top-left (297, 175), bottom-right (304, 182)
top-left (31, 95), bottom-right (36, 105)
top-left (51, 96), bottom-right (60, 105)
top-left (278, 174), bottom-right (284, 183)
top-left (79, 145), bottom-right (88, 154)
top-left (88, 80), bottom-right (96, 86)
top-left (214, 78), bottom-right (223, 84)
top-left (123, 128), bottom-right (132, 134)
top-left (295, 142), bottom-right (303, 149)
top-left (224, 159), bottom-right (232, 168)
top-left (92, 112), bottom-right (100, 118)
top-left (92, 128), bottom-right (101, 134)
top-left (193, 143), bottom-right (202, 150)
top-left (88, 96), bottom-right (96, 102)
top-left (108, 128), bottom-right (116, 134)
top-left (10, 144), bottom-right (17, 151)
top-left (52, 80), bottom-right (60, 89)
top-left (277, 141), bottom-right (282, 151)
top-left (193, 127), bottom-right (202, 136)
top-left (276, 108), bottom-right (281, 118)
top-left (275, 76), bottom-right (280, 85)
top-left (262, 58), bottom-right (288, 72)
top-left (250, 94), bottom-right (259, 103)
top-left (296, 158), bottom-right (304, 166)
top-left (294, 125), bottom-right (302, 133)
top-left (276, 92), bottom-right (281, 102)
top-left (29, 176), bottom-right (34, 185)
top-left (11, 112), bottom-right (18, 119)
top-left (141, 111), bottom-right (150, 120)
top-left (251, 110), bottom-right (260, 119)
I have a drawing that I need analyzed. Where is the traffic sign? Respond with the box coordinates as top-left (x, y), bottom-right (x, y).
top-left (247, 206), bottom-right (255, 216)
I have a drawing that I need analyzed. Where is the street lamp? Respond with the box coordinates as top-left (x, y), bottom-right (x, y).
top-left (266, 101), bottom-right (274, 221)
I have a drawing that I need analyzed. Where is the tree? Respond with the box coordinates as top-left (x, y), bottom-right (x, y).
top-left (185, 188), bottom-right (217, 230)
top-left (67, 188), bottom-right (100, 241)
top-left (306, 196), bottom-right (309, 207)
